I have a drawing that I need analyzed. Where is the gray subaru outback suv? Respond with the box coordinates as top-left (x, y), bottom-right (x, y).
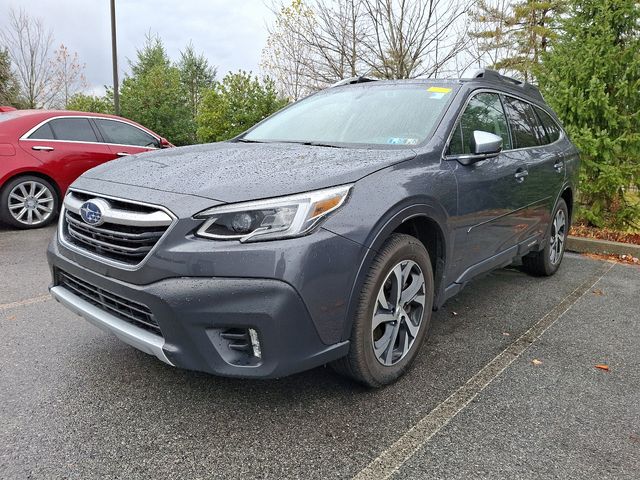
top-left (48, 70), bottom-right (579, 387)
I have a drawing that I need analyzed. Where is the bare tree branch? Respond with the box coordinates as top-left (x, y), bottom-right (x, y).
top-left (0, 8), bottom-right (56, 108)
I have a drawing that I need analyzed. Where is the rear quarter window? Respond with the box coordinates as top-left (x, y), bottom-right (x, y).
top-left (28, 122), bottom-right (55, 140)
top-left (502, 96), bottom-right (546, 148)
top-left (536, 107), bottom-right (562, 143)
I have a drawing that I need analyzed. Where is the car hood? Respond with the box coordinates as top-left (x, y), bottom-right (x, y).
top-left (82, 142), bottom-right (416, 203)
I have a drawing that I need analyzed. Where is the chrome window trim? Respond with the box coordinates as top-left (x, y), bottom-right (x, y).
top-left (58, 188), bottom-right (177, 271)
top-left (441, 88), bottom-right (566, 161)
top-left (19, 115), bottom-right (161, 150)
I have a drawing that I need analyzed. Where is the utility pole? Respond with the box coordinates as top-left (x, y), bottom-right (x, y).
top-left (110, 0), bottom-right (120, 115)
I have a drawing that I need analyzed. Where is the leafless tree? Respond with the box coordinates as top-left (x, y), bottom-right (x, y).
top-left (361, 0), bottom-right (472, 79)
top-left (261, 0), bottom-right (316, 100)
top-left (263, 0), bottom-right (474, 98)
top-left (51, 44), bottom-right (87, 108)
top-left (0, 8), bottom-right (56, 108)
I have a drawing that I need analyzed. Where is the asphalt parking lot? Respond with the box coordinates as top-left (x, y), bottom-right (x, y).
top-left (1, 225), bottom-right (639, 479)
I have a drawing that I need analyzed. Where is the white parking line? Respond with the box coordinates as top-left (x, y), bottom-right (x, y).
top-left (0, 294), bottom-right (51, 311)
top-left (353, 262), bottom-right (614, 480)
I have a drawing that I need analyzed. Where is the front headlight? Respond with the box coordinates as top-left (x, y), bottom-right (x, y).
top-left (194, 184), bottom-right (352, 242)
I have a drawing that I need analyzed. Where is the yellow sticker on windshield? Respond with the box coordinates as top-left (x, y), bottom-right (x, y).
top-left (427, 86), bottom-right (452, 93)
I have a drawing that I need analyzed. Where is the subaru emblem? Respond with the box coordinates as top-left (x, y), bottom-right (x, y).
top-left (80, 199), bottom-right (108, 226)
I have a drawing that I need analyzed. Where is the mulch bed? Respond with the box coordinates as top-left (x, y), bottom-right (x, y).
top-left (570, 224), bottom-right (640, 246)
top-left (570, 223), bottom-right (639, 265)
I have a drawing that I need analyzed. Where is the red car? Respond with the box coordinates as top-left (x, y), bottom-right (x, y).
top-left (0, 108), bottom-right (172, 229)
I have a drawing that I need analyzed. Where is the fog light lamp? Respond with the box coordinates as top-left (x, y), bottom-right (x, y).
top-left (249, 328), bottom-right (262, 358)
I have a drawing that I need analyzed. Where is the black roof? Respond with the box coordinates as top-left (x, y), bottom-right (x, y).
top-left (463, 69), bottom-right (544, 102)
top-left (330, 69), bottom-right (544, 104)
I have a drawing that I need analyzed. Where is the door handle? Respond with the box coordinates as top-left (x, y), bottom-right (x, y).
top-left (116, 152), bottom-right (131, 157)
top-left (32, 145), bottom-right (54, 151)
top-left (553, 160), bottom-right (564, 172)
top-left (514, 169), bottom-right (529, 182)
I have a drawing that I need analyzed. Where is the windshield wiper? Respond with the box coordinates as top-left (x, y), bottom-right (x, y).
top-left (278, 140), bottom-right (344, 149)
top-left (235, 138), bottom-right (265, 144)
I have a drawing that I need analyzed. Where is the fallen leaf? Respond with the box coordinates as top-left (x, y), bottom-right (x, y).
top-left (595, 364), bottom-right (609, 371)
top-left (451, 311), bottom-right (458, 316)
top-left (502, 332), bottom-right (511, 336)
top-left (592, 289), bottom-right (604, 296)
top-left (5, 315), bottom-right (16, 321)
top-left (531, 359), bottom-right (543, 366)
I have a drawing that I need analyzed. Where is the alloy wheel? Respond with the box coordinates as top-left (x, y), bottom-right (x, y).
top-left (7, 180), bottom-right (55, 226)
top-left (549, 209), bottom-right (566, 265)
top-left (372, 260), bottom-right (426, 366)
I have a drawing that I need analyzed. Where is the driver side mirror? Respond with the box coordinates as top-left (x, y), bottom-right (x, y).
top-left (447, 130), bottom-right (503, 166)
top-left (159, 137), bottom-right (172, 148)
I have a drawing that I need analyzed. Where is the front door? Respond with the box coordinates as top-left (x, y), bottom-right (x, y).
top-left (447, 91), bottom-right (531, 282)
top-left (92, 118), bottom-right (159, 157)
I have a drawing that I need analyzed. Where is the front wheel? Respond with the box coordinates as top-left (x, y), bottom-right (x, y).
top-left (522, 198), bottom-right (569, 276)
top-left (0, 176), bottom-right (59, 229)
top-left (332, 233), bottom-right (434, 387)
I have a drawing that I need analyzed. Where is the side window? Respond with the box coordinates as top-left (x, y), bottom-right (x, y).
top-left (48, 118), bottom-right (98, 142)
top-left (502, 97), bottom-right (545, 148)
top-left (28, 122), bottom-right (55, 140)
top-left (536, 107), bottom-right (561, 143)
top-left (447, 92), bottom-right (511, 155)
top-left (95, 119), bottom-right (158, 147)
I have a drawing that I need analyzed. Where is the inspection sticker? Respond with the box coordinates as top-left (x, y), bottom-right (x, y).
top-left (427, 86), bottom-right (452, 93)
top-left (427, 86), bottom-right (452, 99)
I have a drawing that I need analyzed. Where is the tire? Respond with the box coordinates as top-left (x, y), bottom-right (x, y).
top-left (0, 175), bottom-right (59, 229)
top-left (332, 233), bottom-right (434, 387)
top-left (522, 198), bottom-right (569, 277)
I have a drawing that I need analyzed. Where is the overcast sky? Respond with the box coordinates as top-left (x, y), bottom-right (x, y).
top-left (0, 0), bottom-right (274, 95)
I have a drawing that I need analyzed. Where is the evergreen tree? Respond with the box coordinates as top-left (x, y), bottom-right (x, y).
top-left (471, 0), bottom-right (566, 81)
top-left (197, 71), bottom-right (288, 143)
top-left (537, 0), bottom-right (640, 228)
top-left (120, 35), bottom-right (192, 146)
top-left (178, 43), bottom-right (216, 143)
top-left (0, 47), bottom-right (21, 106)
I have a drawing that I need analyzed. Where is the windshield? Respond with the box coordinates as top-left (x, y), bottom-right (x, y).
top-left (243, 83), bottom-right (457, 147)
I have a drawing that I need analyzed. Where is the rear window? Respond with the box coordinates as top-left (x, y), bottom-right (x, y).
top-left (502, 97), bottom-right (546, 148)
top-left (47, 118), bottom-right (99, 143)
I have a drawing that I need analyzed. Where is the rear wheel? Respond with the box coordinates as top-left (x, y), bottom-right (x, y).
top-left (522, 198), bottom-right (568, 276)
top-left (0, 176), bottom-right (59, 229)
top-left (332, 233), bottom-right (434, 387)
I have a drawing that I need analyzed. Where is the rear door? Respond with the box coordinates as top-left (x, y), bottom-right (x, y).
top-left (92, 118), bottom-right (160, 157)
top-left (501, 96), bottom-right (563, 240)
top-left (448, 91), bottom-right (530, 281)
top-left (19, 117), bottom-right (114, 192)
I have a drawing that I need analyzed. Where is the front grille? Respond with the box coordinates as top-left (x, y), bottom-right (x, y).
top-left (57, 270), bottom-right (161, 335)
top-left (61, 191), bottom-right (173, 266)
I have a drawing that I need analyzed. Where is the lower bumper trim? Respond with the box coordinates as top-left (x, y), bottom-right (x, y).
top-left (50, 285), bottom-right (174, 366)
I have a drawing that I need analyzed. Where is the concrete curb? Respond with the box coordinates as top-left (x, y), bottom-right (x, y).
top-left (567, 235), bottom-right (640, 257)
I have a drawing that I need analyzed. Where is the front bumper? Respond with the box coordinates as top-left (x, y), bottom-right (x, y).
top-left (48, 240), bottom-right (351, 379)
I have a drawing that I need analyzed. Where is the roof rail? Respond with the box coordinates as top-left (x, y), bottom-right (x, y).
top-left (330, 75), bottom-right (376, 88)
top-left (470, 69), bottom-right (543, 101)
